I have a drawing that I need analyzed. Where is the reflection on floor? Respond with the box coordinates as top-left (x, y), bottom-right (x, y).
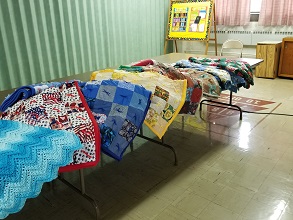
top-left (6, 77), bottom-right (293, 220)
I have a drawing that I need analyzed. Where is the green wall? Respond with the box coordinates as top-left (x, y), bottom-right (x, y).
top-left (0, 0), bottom-right (170, 91)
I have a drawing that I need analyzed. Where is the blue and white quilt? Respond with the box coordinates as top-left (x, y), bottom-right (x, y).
top-left (81, 79), bottom-right (152, 160)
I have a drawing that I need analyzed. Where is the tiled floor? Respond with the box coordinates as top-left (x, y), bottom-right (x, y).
top-left (6, 77), bottom-right (293, 220)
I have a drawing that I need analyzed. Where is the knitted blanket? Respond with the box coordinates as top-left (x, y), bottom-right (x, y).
top-left (81, 80), bottom-right (151, 160)
top-left (0, 81), bottom-right (100, 172)
top-left (91, 70), bottom-right (187, 139)
top-left (0, 119), bottom-right (82, 219)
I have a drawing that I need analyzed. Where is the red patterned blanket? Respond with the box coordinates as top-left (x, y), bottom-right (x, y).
top-left (1, 82), bottom-right (100, 172)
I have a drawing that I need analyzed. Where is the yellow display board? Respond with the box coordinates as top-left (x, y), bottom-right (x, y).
top-left (167, 0), bottom-right (213, 40)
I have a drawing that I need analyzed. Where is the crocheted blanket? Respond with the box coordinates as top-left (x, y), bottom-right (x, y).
top-left (0, 81), bottom-right (100, 172)
top-left (81, 80), bottom-right (151, 160)
top-left (0, 119), bottom-right (82, 219)
top-left (91, 70), bottom-right (187, 139)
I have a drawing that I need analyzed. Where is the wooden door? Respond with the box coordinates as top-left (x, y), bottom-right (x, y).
top-left (279, 38), bottom-right (293, 78)
top-left (280, 42), bottom-right (293, 76)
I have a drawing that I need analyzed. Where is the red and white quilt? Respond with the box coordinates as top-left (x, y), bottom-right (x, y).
top-left (1, 81), bottom-right (100, 172)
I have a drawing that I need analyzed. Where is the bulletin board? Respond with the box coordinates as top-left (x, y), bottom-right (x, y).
top-left (167, 0), bottom-right (213, 40)
top-left (164, 0), bottom-right (217, 55)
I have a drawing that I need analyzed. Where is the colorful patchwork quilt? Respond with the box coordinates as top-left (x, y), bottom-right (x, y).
top-left (130, 58), bottom-right (253, 113)
top-left (81, 80), bottom-right (151, 160)
top-left (188, 57), bottom-right (254, 89)
top-left (91, 70), bottom-right (187, 139)
top-left (0, 119), bottom-right (81, 219)
top-left (0, 82), bottom-right (100, 172)
top-left (131, 60), bottom-right (204, 115)
top-left (174, 59), bottom-right (233, 93)
top-left (177, 68), bottom-right (221, 99)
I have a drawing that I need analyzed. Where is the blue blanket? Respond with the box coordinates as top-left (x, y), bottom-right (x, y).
top-left (0, 119), bottom-right (82, 219)
top-left (81, 80), bottom-right (151, 160)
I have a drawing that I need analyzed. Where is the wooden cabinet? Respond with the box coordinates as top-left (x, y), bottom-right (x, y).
top-left (278, 37), bottom-right (293, 78)
top-left (255, 41), bottom-right (281, 79)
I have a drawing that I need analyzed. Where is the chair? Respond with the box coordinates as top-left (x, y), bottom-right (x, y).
top-left (220, 39), bottom-right (243, 58)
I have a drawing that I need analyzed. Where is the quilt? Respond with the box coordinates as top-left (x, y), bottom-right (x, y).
top-left (0, 82), bottom-right (62, 112)
top-left (128, 58), bottom-right (253, 113)
top-left (91, 70), bottom-right (187, 139)
top-left (0, 81), bottom-right (100, 172)
top-left (81, 79), bottom-right (151, 160)
top-left (115, 60), bottom-right (204, 115)
top-left (174, 59), bottom-right (233, 93)
top-left (188, 57), bottom-right (254, 89)
top-left (0, 119), bottom-right (81, 219)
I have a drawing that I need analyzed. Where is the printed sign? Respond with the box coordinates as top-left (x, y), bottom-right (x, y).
top-left (207, 94), bottom-right (276, 120)
top-left (167, 0), bottom-right (213, 40)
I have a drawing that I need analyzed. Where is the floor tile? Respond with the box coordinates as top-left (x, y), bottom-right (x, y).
top-left (128, 195), bottom-right (171, 219)
top-left (201, 166), bottom-right (235, 185)
top-left (269, 130), bottom-right (293, 145)
top-left (228, 163), bottom-right (270, 192)
top-left (213, 186), bottom-right (253, 214)
top-left (221, 147), bottom-right (251, 164)
top-left (211, 150), bottom-right (246, 174)
top-left (248, 143), bottom-right (285, 161)
top-left (246, 154), bottom-right (278, 172)
top-left (169, 168), bottom-right (202, 189)
top-left (151, 180), bottom-right (187, 202)
top-left (187, 177), bottom-right (225, 201)
top-left (241, 198), bottom-right (286, 220)
top-left (197, 202), bottom-right (240, 220)
top-left (282, 195), bottom-right (293, 215)
top-left (172, 190), bottom-right (210, 217)
top-left (256, 175), bottom-right (293, 199)
top-left (154, 205), bottom-right (198, 220)
top-left (279, 211), bottom-right (293, 220)
top-left (270, 159), bottom-right (293, 181)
